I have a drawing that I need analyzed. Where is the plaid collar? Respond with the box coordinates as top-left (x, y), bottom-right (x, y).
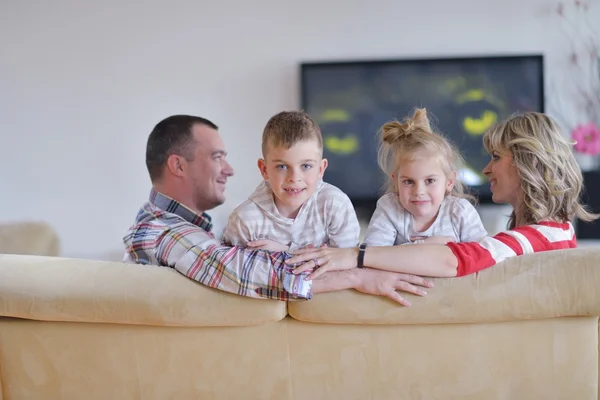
top-left (149, 189), bottom-right (213, 232)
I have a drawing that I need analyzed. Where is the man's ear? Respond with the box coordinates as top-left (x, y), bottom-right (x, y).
top-left (166, 154), bottom-right (186, 178)
top-left (318, 158), bottom-right (328, 179)
top-left (257, 158), bottom-right (269, 180)
top-left (446, 171), bottom-right (457, 194)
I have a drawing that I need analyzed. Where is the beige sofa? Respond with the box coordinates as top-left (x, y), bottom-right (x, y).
top-left (1, 247), bottom-right (600, 400)
top-left (0, 221), bottom-right (60, 257)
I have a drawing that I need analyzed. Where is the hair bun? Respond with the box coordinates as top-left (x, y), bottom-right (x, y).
top-left (411, 108), bottom-right (432, 131)
top-left (381, 108), bottom-right (432, 144)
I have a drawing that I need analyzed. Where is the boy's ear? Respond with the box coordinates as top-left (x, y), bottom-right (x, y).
top-left (257, 158), bottom-right (269, 180)
top-left (318, 158), bottom-right (328, 179)
top-left (446, 171), bottom-right (457, 194)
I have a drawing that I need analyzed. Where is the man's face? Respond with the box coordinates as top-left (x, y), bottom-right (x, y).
top-left (184, 124), bottom-right (235, 213)
top-left (258, 139), bottom-right (327, 218)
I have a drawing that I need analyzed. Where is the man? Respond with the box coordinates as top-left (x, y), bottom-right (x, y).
top-left (123, 115), bottom-right (433, 305)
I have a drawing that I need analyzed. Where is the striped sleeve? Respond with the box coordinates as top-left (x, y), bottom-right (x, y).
top-left (447, 222), bottom-right (576, 276)
top-left (158, 224), bottom-right (312, 300)
top-left (221, 209), bottom-right (253, 246)
top-left (449, 198), bottom-right (488, 242)
top-left (364, 194), bottom-right (407, 246)
top-left (324, 187), bottom-right (361, 248)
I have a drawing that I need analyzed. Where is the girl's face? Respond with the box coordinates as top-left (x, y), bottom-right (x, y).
top-left (482, 150), bottom-right (522, 210)
top-left (393, 155), bottom-right (455, 227)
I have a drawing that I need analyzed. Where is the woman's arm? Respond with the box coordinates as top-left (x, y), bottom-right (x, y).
top-left (363, 244), bottom-right (458, 277)
top-left (288, 243), bottom-right (459, 279)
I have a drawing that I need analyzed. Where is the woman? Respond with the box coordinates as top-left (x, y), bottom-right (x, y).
top-left (288, 112), bottom-right (599, 279)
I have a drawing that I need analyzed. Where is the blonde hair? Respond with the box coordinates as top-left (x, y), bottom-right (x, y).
top-left (377, 108), bottom-right (473, 201)
top-left (261, 111), bottom-right (323, 157)
top-left (483, 111), bottom-right (599, 229)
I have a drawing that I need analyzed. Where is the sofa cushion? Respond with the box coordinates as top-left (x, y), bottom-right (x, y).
top-left (288, 247), bottom-right (600, 325)
top-left (0, 254), bottom-right (286, 327)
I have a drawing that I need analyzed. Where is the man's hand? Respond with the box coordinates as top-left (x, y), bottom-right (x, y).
top-left (246, 239), bottom-right (289, 252)
top-left (354, 268), bottom-right (433, 306)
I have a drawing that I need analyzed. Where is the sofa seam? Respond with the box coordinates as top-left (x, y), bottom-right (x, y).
top-left (284, 320), bottom-right (295, 400)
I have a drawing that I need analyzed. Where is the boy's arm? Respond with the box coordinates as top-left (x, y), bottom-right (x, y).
top-left (326, 193), bottom-right (361, 248)
top-left (221, 212), bottom-right (253, 246)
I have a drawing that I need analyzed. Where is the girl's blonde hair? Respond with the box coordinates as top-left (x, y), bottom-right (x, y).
top-left (483, 111), bottom-right (599, 229)
top-left (377, 108), bottom-right (473, 201)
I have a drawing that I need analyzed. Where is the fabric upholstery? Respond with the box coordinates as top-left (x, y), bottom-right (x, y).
top-left (289, 247), bottom-right (600, 325)
top-left (1, 247), bottom-right (600, 399)
top-left (0, 221), bottom-right (59, 257)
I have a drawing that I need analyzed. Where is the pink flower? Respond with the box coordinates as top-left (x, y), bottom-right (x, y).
top-left (572, 122), bottom-right (600, 155)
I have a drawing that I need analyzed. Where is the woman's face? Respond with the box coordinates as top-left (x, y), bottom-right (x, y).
top-left (482, 150), bottom-right (522, 209)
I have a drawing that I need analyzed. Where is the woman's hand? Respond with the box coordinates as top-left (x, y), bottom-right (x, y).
top-left (286, 246), bottom-right (358, 280)
top-left (246, 239), bottom-right (289, 252)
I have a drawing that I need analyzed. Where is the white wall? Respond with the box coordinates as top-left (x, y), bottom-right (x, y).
top-left (0, 0), bottom-right (596, 260)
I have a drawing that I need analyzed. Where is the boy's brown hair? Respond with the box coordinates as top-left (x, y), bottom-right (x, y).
top-left (261, 111), bottom-right (323, 157)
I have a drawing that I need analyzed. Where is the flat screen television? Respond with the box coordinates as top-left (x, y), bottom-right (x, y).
top-left (300, 55), bottom-right (544, 213)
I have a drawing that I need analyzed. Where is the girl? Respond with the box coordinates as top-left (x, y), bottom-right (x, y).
top-left (364, 108), bottom-right (487, 246)
top-left (288, 111), bottom-right (599, 280)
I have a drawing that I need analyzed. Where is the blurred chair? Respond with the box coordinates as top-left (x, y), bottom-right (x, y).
top-left (0, 221), bottom-right (60, 257)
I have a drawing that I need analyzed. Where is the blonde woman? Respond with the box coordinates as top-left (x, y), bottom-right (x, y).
top-left (289, 112), bottom-right (598, 282)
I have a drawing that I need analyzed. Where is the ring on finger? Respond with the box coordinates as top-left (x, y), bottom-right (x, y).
top-left (314, 258), bottom-right (320, 268)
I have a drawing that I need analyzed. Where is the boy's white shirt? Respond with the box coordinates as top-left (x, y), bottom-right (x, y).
top-left (364, 193), bottom-right (488, 246)
top-left (222, 180), bottom-right (361, 250)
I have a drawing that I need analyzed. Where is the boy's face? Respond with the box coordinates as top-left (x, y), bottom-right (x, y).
top-left (258, 139), bottom-right (328, 218)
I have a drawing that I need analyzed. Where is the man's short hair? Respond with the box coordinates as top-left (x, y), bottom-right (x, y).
top-left (261, 111), bottom-right (323, 157)
top-left (146, 115), bottom-right (218, 182)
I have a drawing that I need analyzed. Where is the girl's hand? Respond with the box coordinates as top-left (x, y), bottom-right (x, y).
top-left (246, 239), bottom-right (289, 252)
top-left (286, 246), bottom-right (358, 280)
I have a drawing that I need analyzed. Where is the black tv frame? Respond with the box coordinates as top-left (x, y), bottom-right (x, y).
top-left (299, 54), bottom-right (545, 212)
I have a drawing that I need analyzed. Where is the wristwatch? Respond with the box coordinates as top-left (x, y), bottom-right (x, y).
top-left (357, 243), bottom-right (367, 268)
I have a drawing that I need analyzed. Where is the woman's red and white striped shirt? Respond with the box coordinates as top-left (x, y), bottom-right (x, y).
top-left (447, 221), bottom-right (577, 276)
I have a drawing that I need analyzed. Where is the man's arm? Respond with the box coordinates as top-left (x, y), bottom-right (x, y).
top-left (127, 219), bottom-right (433, 303)
top-left (151, 226), bottom-right (312, 301)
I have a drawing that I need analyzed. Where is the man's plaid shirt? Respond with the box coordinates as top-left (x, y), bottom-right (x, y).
top-left (122, 189), bottom-right (312, 300)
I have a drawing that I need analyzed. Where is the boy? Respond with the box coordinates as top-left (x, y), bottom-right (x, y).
top-left (222, 111), bottom-right (360, 251)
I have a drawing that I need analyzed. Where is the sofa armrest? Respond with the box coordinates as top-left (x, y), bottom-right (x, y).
top-left (0, 254), bottom-right (287, 327)
top-left (289, 247), bottom-right (600, 325)
top-left (0, 221), bottom-right (60, 257)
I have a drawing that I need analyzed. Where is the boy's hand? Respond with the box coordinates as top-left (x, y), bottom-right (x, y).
top-left (246, 239), bottom-right (289, 252)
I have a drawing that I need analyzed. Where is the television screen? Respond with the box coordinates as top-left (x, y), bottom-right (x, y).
top-left (300, 55), bottom-right (544, 209)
